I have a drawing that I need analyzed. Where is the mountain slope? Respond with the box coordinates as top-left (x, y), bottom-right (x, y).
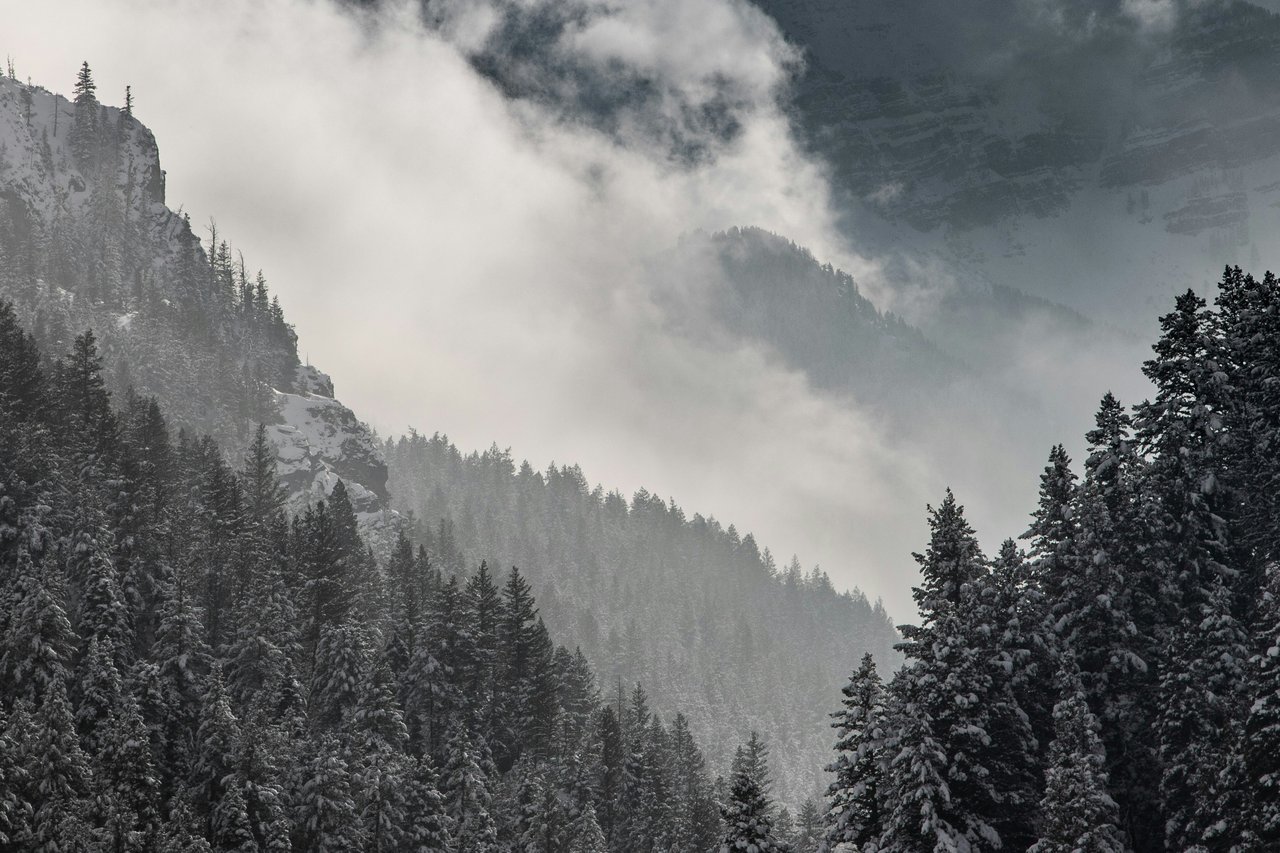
top-left (0, 75), bottom-right (389, 515)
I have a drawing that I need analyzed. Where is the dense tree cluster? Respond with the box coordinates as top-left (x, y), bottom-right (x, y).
top-left (384, 434), bottom-right (900, 805)
top-left (0, 301), bottom-right (801, 852)
top-left (821, 266), bottom-right (1280, 851)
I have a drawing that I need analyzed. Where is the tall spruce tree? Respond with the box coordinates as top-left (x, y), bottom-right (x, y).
top-left (824, 653), bottom-right (884, 851)
top-left (719, 768), bottom-right (787, 853)
top-left (1028, 664), bottom-right (1125, 853)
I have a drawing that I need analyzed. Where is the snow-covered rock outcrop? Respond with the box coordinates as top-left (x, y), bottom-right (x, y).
top-left (271, 365), bottom-right (388, 516)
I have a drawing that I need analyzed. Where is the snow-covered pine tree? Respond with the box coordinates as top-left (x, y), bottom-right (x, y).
top-left (669, 711), bottom-right (720, 853)
top-left (497, 566), bottom-right (543, 769)
top-left (0, 706), bottom-right (33, 848)
top-left (884, 492), bottom-right (1030, 852)
top-left (441, 721), bottom-right (501, 853)
top-left (402, 754), bottom-right (453, 853)
top-left (878, 685), bottom-right (953, 853)
top-left (793, 799), bottom-right (821, 853)
top-left (1028, 663), bottom-right (1124, 853)
top-left (69, 61), bottom-right (99, 169)
top-left (569, 801), bottom-right (608, 853)
top-left (155, 796), bottom-right (213, 853)
top-left (94, 690), bottom-right (162, 852)
top-left (211, 777), bottom-right (257, 853)
top-left (28, 678), bottom-right (94, 852)
top-left (2, 546), bottom-right (77, 703)
top-left (719, 767), bottom-right (788, 853)
top-left (148, 575), bottom-right (212, 790)
top-left (1157, 578), bottom-right (1249, 851)
top-left (75, 636), bottom-right (123, 756)
top-left (293, 734), bottom-right (365, 852)
top-left (1025, 445), bottom-right (1080, 614)
top-left (192, 664), bottom-right (242, 841)
top-left (309, 621), bottom-right (370, 731)
top-left (824, 653), bottom-right (885, 851)
top-left (1245, 562), bottom-right (1280, 843)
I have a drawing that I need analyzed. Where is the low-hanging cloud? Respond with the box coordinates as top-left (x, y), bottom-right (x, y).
top-left (3, 0), bottom-right (941, 617)
top-left (3, 0), bottom-right (1165, 622)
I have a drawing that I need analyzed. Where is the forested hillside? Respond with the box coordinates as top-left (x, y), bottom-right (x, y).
top-left (384, 433), bottom-right (900, 806)
top-left (0, 300), bottom-right (756, 851)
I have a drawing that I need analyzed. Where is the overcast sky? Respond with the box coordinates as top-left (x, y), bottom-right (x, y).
top-left (2, 0), bottom-right (1161, 621)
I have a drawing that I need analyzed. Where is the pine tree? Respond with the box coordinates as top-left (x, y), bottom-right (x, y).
top-left (351, 650), bottom-right (409, 754)
top-left (149, 577), bottom-right (212, 786)
top-left (226, 555), bottom-right (302, 719)
top-left (1246, 563), bottom-right (1280, 842)
top-left (75, 636), bottom-right (123, 757)
top-left (1025, 445), bottom-right (1080, 612)
top-left (386, 531), bottom-right (422, 683)
top-left (878, 687), bottom-right (954, 853)
top-left (732, 731), bottom-right (772, 801)
top-left (409, 575), bottom-right (471, 758)
top-left (0, 707), bottom-right (33, 849)
top-left (193, 666), bottom-right (241, 841)
top-left (402, 755), bottom-right (453, 853)
top-left (1082, 393), bottom-right (1162, 848)
top-left (465, 560), bottom-right (502, 728)
top-left (595, 705), bottom-right (625, 848)
top-left (569, 801), bottom-right (608, 853)
top-left (2, 547), bottom-right (77, 703)
top-left (497, 566), bottom-right (542, 769)
top-left (441, 722), bottom-right (500, 853)
top-left (211, 778), bottom-right (258, 853)
top-left (1028, 665), bottom-right (1124, 853)
top-left (232, 714), bottom-right (295, 853)
top-left (79, 546), bottom-right (134, 659)
top-left (95, 691), bottom-right (163, 852)
top-left (898, 490), bottom-right (986, 657)
top-left (1158, 578), bottom-right (1250, 851)
top-left (155, 797), bottom-right (213, 853)
top-left (293, 735), bottom-right (365, 853)
top-left (70, 61), bottom-right (99, 168)
top-left (719, 769), bottom-right (787, 853)
top-left (824, 653), bottom-right (884, 851)
top-left (793, 800), bottom-right (821, 853)
top-left (309, 621), bottom-right (370, 731)
top-left (669, 712), bottom-right (720, 853)
top-left (1135, 290), bottom-right (1234, 626)
top-left (28, 679), bottom-right (93, 852)
top-left (885, 493), bottom-right (1017, 851)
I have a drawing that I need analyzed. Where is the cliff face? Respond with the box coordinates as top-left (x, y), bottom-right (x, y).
top-left (0, 76), bottom-right (389, 515)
